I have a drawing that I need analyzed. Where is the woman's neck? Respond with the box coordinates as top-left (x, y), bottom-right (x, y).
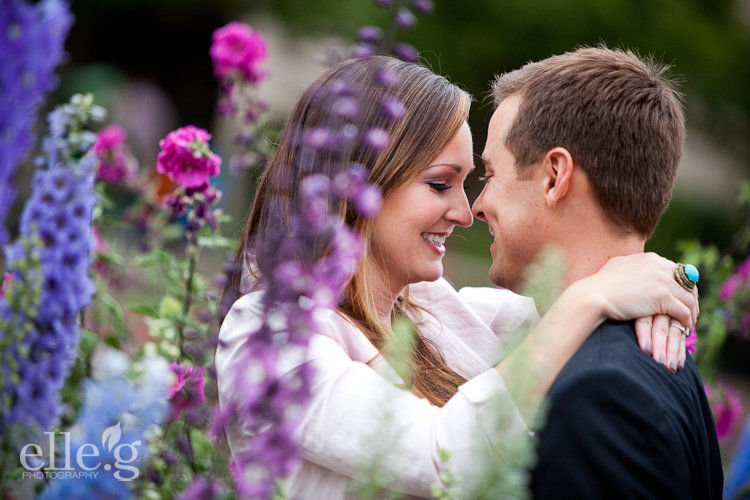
top-left (370, 272), bottom-right (406, 327)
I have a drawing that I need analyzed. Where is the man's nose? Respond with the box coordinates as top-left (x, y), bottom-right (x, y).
top-left (472, 189), bottom-right (486, 222)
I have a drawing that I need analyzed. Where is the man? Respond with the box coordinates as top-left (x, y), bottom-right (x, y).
top-left (472, 47), bottom-right (723, 498)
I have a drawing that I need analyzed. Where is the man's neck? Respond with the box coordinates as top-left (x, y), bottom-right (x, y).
top-left (561, 230), bottom-right (646, 288)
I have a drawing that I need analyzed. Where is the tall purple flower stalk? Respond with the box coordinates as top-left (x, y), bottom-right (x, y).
top-left (0, 0), bottom-right (72, 246)
top-left (0, 94), bottom-right (102, 452)
top-left (216, 76), bottom-right (398, 498)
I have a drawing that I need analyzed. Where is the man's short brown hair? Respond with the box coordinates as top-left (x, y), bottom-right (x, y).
top-left (492, 46), bottom-right (685, 238)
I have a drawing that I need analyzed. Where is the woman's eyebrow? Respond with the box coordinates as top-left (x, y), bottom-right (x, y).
top-left (427, 163), bottom-right (475, 173)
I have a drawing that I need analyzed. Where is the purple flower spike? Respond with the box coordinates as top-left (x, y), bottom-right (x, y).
top-left (364, 128), bottom-right (390, 152)
top-left (303, 127), bottom-right (335, 152)
top-left (376, 67), bottom-right (401, 88)
top-left (354, 184), bottom-right (382, 218)
top-left (395, 43), bottom-right (419, 62)
top-left (351, 43), bottom-right (376, 59)
top-left (412, 0), bottom-right (434, 14)
top-left (333, 97), bottom-right (359, 120)
top-left (395, 8), bottom-right (417, 29)
top-left (357, 26), bottom-right (382, 44)
top-left (380, 97), bottom-right (405, 120)
top-left (330, 79), bottom-right (357, 97)
top-left (333, 164), bottom-right (368, 199)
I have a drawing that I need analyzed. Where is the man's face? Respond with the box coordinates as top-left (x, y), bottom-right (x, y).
top-left (472, 94), bottom-right (548, 291)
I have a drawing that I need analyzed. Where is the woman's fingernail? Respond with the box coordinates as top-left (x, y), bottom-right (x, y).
top-left (669, 361), bottom-right (676, 372)
top-left (645, 343), bottom-right (652, 354)
top-left (678, 360), bottom-right (685, 370)
top-left (659, 355), bottom-right (666, 366)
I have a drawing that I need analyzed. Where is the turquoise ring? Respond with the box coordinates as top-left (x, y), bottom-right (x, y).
top-left (675, 263), bottom-right (699, 291)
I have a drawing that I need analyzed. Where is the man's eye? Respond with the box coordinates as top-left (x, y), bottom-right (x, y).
top-left (428, 182), bottom-right (451, 192)
top-left (478, 175), bottom-right (492, 184)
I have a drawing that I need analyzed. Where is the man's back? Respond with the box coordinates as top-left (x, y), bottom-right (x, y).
top-left (531, 320), bottom-right (723, 499)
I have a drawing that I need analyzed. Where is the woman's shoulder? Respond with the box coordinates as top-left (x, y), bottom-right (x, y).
top-left (219, 290), bottom-right (379, 364)
top-left (409, 277), bottom-right (539, 326)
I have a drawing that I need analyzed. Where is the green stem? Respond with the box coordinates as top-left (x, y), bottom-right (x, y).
top-left (177, 235), bottom-right (198, 362)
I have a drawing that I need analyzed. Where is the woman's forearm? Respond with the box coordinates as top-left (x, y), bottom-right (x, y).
top-left (494, 280), bottom-right (605, 426)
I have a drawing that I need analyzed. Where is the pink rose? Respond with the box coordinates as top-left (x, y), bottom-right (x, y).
top-left (705, 382), bottom-right (744, 440)
top-left (210, 22), bottom-right (268, 83)
top-left (168, 362), bottom-right (206, 420)
top-left (94, 125), bottom-right (138, 185)
top-left (157, 126), bottom-right (221, 190)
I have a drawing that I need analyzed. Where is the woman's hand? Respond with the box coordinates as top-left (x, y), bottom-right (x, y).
top-left (635, 313), bottom-right (695, 374)
top-left (574, 252), bottom-right (699, 373)
top-left (575, 252), bottom-right (698, 328)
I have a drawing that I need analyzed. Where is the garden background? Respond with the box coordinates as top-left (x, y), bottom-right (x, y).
top-left (2, 0), bottom-right (750, 498)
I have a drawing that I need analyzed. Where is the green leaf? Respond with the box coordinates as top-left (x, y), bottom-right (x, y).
top-left (127, 297), bottom-right (161, 318)
top-left (196, 233), bottom-right (237, 250)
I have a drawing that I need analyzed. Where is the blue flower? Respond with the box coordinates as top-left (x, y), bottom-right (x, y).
top-left (0, 0), bottom-right (72, 246)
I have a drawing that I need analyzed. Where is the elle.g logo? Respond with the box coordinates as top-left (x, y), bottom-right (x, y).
top-left (19, 423), bottom-right (142, 481)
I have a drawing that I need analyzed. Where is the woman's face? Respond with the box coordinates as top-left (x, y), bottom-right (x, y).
top-left (370, 121), bottom-right (474, 292)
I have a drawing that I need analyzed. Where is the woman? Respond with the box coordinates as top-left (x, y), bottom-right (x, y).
top-left (217, 56), bottom-right (698, 498)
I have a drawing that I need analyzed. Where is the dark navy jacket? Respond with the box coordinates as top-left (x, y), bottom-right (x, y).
top-left (531, 320), bottom-right (723, 499)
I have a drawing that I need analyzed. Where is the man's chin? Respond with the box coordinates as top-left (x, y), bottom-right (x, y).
top-left (489, 267), bottom-right (520, 291)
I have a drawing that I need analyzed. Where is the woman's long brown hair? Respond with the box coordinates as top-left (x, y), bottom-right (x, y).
top-left (221, 56), bottom-right (472, 406)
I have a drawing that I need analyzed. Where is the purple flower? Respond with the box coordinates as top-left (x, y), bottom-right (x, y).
top-left (177, 477), bottom-right (227, 500)
top-left (93, 125), bottom-right (138, 185)
top-left (210, 22), bottom-right (268, 83)
top-left (704, 382), bottom-right (744, 440)
top-left (168, 363), bottom-right (206, 420)
top-left (412, 0), bottom-right (434, 14)
top-left (333, 97), bottom-right (360, 120)
top-left (157, 125), bottom-right (221, 189)
top-left (381, 96), bottom-right (405, 120)
top-left (357, 25), bottom-right (382, 44)
top-left (395, 8), bottom-right (417, 29)
top-left (0, 0), bottom-right (72, 246)
top-left (364, 127), bottom-right (390, 152)
top-left (377, 67), bottom-right (401, 88)
top-left (354, 184), bottom-right (382, 218)
top-left (1, 94), bottom-right (101, 442)
top-left (303, 127), bottom-right (335, 152)
top-left (395, 43), bottom-right (419, 62)
top-left (351, 43), bottom-right (376, 59)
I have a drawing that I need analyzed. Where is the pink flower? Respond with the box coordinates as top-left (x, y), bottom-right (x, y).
top-left (686, 328), bottom-right (697, 354)
top-left (210, 22), bottom-right (268, 83)
top-left (719, 275), bottom-right (742, 301)
top-left (93, 125), bottom-right (138, 185)
top-left (157, 126), bottom-right (221, 190)
top-left (168, 362), bottom-right (206, 420)
top-left (1, 272), bottom-right (15, 297)
top-left (705, 382), bottom-right (744, 440)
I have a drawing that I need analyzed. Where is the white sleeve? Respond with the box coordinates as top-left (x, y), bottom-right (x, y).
top-left (457, 285), bottom-right (539, 343)
top-left (217, 293), bottom-right (529, 498)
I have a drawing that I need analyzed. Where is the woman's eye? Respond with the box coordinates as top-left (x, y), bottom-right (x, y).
top-left (478, 175), bottom-right (492, 184)
top-left (428, 182), bottom-right (451, 192)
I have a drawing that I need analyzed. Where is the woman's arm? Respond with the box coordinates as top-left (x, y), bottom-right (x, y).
top-left (495, 252), bottom-right (698, 425)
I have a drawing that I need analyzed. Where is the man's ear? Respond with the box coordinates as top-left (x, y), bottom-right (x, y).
top-left (542, 147), bottom-right (574, 209)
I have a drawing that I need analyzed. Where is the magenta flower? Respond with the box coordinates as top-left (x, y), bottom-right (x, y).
top-left (157, 126), bottom-right (221, 190)
top-left (210, 22), bottom-right (268, 83)
top-left (686, 328), bottom-right (697, 354)
top-left (1, 272), bottom-right (15, 297)
top-left (93, 125), bottom-right (138, 185)
top-left (719, 275), bottom-right (741, 301)
top-left (705, 382), bottom-right (744, 440)
top-left (168, 363), bottom-right (206, 420)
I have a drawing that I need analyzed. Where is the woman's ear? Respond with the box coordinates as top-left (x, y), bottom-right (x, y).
top-left (542, 147), bottom-right (574, 209)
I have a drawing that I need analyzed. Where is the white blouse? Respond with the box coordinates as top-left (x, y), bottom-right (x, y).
top-left (216, 277), bottom-right (539, 499)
